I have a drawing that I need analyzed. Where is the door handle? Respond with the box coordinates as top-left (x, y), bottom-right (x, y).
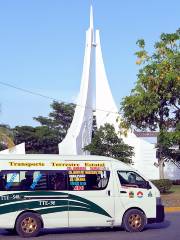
top-left (107, 190), bottom-right (111, 196)
top-left (120, 191), bottom-right (127, 194)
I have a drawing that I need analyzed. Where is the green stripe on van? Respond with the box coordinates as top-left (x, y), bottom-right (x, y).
top-left (0, 191), bottom-right (67, 205)
top-left (0, 192), bottom-right (111, 218)
top-left (38, 206), bottom-right (109, 217)
top-left (0, 200), bottom-right (93, 215)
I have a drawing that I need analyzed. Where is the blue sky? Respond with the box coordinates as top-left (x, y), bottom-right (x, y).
top-left (0, 0), bottom-right (179, 127)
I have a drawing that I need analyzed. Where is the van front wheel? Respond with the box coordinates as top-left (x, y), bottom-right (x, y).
top-left (15, 212), bottom-right (42, 238)
top-left (123, 209), bottom-right (146, 232)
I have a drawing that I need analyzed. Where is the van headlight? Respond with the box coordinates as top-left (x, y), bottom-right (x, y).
top-left (156, 197), bottom-right (162, 205)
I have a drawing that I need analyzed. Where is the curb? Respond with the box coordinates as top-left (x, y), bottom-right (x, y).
top-left (165, 207), bottom-right (180, 213)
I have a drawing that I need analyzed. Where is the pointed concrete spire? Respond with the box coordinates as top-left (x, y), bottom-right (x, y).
top-left (90, 5), bottom-right (94, 29)
top-left (58, 4), bottom-right (94, 155)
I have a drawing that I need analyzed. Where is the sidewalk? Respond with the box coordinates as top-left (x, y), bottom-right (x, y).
top-left (162, 189), bottom-right (180, 213)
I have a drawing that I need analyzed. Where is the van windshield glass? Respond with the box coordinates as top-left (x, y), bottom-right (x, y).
top-left (117, 171), bottom-right (149, 189)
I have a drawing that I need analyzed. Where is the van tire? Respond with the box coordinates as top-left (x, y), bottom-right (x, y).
top-left (15, 212), bottom-right (42, 238)
top-left (122, 209), bottom-right (146, 232)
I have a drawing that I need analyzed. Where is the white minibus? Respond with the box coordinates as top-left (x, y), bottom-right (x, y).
top-left (0, 154), bottom-right (164, 238)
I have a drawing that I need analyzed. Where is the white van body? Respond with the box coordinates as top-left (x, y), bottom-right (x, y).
top-left (0, 154), bottom-right (164, 237)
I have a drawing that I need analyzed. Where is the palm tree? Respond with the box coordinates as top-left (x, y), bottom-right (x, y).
top-left (0, 125), bottom-right (15, 150)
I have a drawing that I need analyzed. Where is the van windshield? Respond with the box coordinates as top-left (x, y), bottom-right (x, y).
top-left (117, 171), bottom-right (150, 189)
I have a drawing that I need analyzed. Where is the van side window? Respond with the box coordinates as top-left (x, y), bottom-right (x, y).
top-left (117, 171), bottom-right (148, 189)
top-left (0, 172), bottom-right (6, 190)
top-left (3, 171), bottom-right (20, 191)
top-left (68, 171), bottom-right (110, 191)
top-left (0, 170), bottom-right (68, 191)
top-left (49, 171), bottom-right (67, 190)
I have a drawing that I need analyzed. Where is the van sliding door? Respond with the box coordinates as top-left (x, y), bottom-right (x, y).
top-left (67, 161), bottom-right (114, 227)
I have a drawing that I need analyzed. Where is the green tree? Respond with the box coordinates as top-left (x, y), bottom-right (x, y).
top-left (14, 101), bottom-right (75, 153)
top-left (120, 29), bottom-right (180, 178)
top-left (84, 123), bottom-right (134, 164)
top-left (0, 124), bottom-right (14, 150)
top-left (34, 101), bottom-right (75, 139)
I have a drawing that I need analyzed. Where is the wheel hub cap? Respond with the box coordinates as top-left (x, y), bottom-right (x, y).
top-left (128, 214), bottom-right (142, 229)
top-left (21, 217), bottom-right (37, 233)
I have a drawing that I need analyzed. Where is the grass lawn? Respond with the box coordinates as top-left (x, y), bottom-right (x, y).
top-left (170, 185), bottom-right (180, 193)
top-left (161, 185), bottom-right (180, 207)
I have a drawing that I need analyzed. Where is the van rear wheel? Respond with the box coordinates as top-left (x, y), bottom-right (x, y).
top-left (15, 212), bottom-right (42, 238)
top-left (123, 209), bottom-right (146, 232)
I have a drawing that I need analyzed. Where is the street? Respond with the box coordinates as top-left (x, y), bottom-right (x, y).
top-left (0, 212), bottom-right (179, 240)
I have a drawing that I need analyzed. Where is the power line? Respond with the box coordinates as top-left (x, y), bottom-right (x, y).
top-left (0, 81), bottom-right (56, 101)
top-left (0, 81), bottom-right (121, 115)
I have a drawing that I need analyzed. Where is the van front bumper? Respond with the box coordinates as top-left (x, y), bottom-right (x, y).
top-left (148, 205), bottom-right (165, 223)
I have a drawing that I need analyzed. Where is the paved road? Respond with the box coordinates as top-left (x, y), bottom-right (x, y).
top-left (0, 213), bottom-right (179, 240)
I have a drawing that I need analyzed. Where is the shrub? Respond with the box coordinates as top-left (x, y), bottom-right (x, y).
top-left (172, 180), bottom-right (180, 185)
top-left (151, 179), bottom-right (172, 193)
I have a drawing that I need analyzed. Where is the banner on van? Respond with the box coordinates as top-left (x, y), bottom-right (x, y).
top-left (8, 161), bottom-right (108, 171)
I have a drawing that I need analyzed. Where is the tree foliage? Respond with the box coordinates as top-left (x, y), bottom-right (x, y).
top-left (120, 29), bottom-right (180, 176)
top-left (1, 101), bottom-right (98, 154)
top-left (34, 101), bottom-right (75, 139)
top-left (0, 124), bottom-right (14, 150)
top-left (84, 123), bottom-right (134, 164)
top-left (14, 101), bottom-right (75, 153)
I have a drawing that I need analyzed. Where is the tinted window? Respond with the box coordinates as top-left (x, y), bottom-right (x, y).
top-left (49, 171), bottom-right (67, 190)
top-left (68, 170), bottom-right (110, 191)
top-left (0, 170), bottom-right (110, 191)
top-left (0, 170), bottom-right (68, 191)
top-left (117, 171), bottom-right (148, 189)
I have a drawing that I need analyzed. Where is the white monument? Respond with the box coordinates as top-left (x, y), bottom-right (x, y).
top-left (58, 6), bottom-right (95, 155)
top-left (0, 7), bottom-right (178, 180)
top-left (58, 6), bottom-right (180, 180)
